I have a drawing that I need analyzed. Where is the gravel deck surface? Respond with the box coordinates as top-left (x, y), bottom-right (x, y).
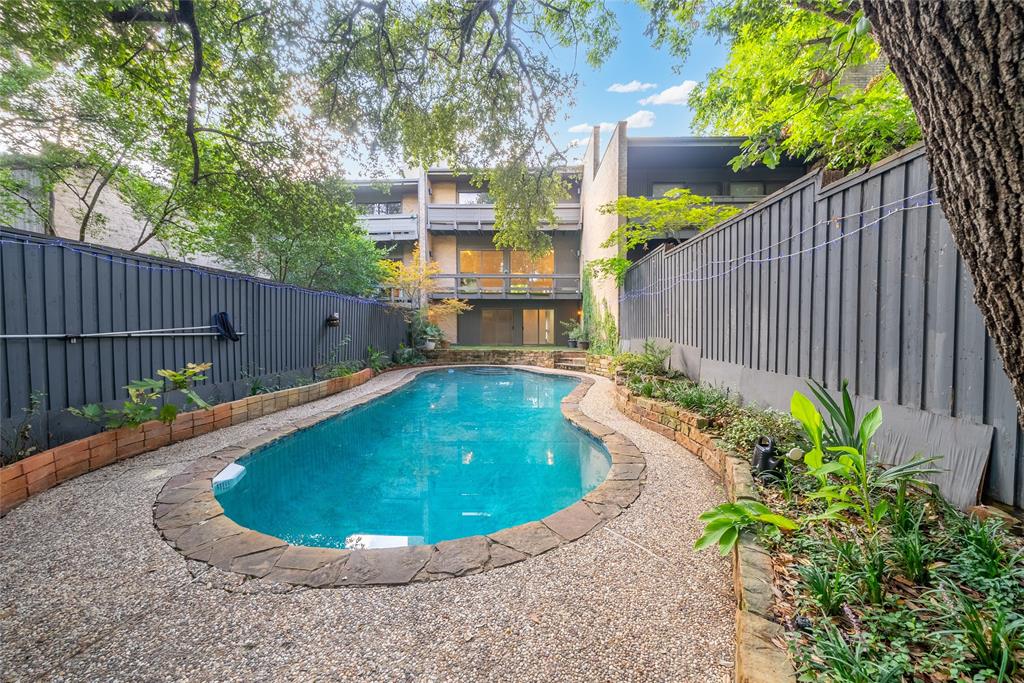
top-left (0, 369), bottom-right (734, 682)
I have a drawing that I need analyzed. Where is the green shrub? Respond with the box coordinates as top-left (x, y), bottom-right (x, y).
top-left (393, 344), bottom-right (426, 365)
top-left (614, 338), bottom-right (670, 377)
top-left (662, 380), bottom-right (735, 419)
top-left (366, 345), bottom-right (392, 372)
top-left (717, 406), bottom-right (802, 456)
top-left (938, 586), bottom-right (1024, 681)
top-left (799, 564), bottom-right (854, 616)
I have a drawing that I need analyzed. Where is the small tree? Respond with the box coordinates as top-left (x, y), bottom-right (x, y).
top-left (377, 243), bottom-right (472, 322)
top-left (589, 188), bottom-right (740, 283)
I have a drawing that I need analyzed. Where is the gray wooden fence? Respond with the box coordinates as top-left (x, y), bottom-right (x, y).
top-left (620, 144), bottom-right (1022, 510)
top-left (0, 228), bottom-right (407, 453)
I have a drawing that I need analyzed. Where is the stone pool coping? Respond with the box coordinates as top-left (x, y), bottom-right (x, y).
top-left (152, 365), bottom-right (646, 587)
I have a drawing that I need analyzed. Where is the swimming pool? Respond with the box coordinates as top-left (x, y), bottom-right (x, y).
top-left (214, 368), bottom-right (611, 549)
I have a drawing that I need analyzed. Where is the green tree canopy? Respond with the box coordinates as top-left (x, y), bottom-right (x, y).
top-left (641, 0), bottom-right (920, 170)
top-left (590, 188), bottom-right (741, 283)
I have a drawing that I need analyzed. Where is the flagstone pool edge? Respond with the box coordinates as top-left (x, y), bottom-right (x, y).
top-left (152, 366), bottom-right (646, 587)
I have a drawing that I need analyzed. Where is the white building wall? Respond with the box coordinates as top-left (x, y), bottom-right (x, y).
top-left (579, 122), bottom-right (628, 323)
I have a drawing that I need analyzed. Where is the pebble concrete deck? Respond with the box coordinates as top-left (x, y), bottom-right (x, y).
top-left (0, 368), bottom-right (734, 682)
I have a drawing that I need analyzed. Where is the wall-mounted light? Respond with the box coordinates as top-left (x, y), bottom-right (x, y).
top-left (326, 313), bottom-right (341, 327)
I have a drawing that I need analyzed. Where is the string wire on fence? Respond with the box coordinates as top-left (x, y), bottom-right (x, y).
top-left (620, 187), bottom-right (938, 301)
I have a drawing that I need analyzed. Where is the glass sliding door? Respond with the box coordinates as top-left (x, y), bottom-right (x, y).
top-left (522, 309), bottom-right (554, 345)
top-left (481, 309), bottom-right (514, 345)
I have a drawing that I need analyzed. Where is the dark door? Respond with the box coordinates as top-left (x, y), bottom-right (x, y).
top-left (481, 309), bottom-right (514, 345)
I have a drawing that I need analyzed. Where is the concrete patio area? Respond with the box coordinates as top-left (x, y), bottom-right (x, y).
top-left (0, 370), bottom-right (734, 682)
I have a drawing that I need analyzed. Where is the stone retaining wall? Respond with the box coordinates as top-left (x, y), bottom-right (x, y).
top-left (613, 385), bottom-right (795, 683)
top-left (0, 369), bottom-right (374, 516)
top-left (424, 349), bottom-right (557, 367)
top-left (584, 354), bottom-right (616, 378)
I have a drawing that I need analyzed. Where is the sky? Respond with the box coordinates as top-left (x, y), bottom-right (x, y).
top-left (553, 2), bottom-right (730, 159)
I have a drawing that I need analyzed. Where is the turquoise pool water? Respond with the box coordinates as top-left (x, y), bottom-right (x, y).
top-left (215, 368), bottom-right (611, 548)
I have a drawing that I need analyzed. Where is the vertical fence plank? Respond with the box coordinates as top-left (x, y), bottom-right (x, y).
top-left (1, 231), bottom-right (406, 452)
top-left (617, 148), bottom-right (1020, 507)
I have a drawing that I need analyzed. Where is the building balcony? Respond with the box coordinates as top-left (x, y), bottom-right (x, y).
top-left (429, 273), bottom-right (581, 299)
top-left (427, 203), bottom-right (581, 232)
top-left (359, 214), bottom-right (418, 241)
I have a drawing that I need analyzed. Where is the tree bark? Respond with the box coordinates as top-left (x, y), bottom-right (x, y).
top-left (863, 0), bottom-right (1024, 425)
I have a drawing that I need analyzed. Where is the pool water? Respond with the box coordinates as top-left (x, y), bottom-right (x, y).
top-left (215, 368), bottom-right (611, 548)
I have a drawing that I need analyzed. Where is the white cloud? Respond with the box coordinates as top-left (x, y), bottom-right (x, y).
top-left (639, 80), bottom-right (698, 106)
top-left (569, 137), bottom-right (591, 148)
top-left (607, 80), bottom-right (658, 93)
top-left (568, 122), bottom-right (616, 134)
top-left (624, 110), bottom-right (656, 128)
top-left (568, 110), bottom-right (656, 135)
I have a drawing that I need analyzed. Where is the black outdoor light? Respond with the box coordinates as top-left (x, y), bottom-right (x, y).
top-left (326, 313), bottom-right (341, 327)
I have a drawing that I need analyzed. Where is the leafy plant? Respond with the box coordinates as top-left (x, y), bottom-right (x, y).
top-left (809, 624), bottom-right (906, 683)
top-left (718, 406), bottom-right (802, 455)
top-left (806, 378), bottom-right (863, 450)
top-left (615, 339), bottom-right (670, 377)
top-left (946, 518), bottom-right (1024, 608)
top-left (366, 346), bottom-right (391, 373)
top-left (393, 344), bottom-right (426, 366)
top-left (694, 500), bottom-right (797, 555)
top-left (830, 533), bottom-right (888, 605)
top-left (938, 585), bottom-right (1024, 682)
top-left (799, 564), bottom-right (853, 616)
top-left (662, 380), bottom-right (735, 420)
top-left (858, 535), bottom-right (889, 605)
top-left (1, 390), bottom-right (46, 465)
top-left (793, 389), bottom-right (940, 533)
top-left (559, 318), bottom-right (583, 341)
top-left (68, 363), bottom-right (212, 429)
top-left (891, 525), bottom-right (934, 586)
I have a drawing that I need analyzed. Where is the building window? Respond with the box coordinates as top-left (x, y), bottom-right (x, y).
top-left (651, 182), bottom-right (722, 198)
top-left (457, 191), bottom-right (493, 205)
top-left (357, 202), bottom-right (402, 215)
top-left (459, 249), bottom-right (504, 293)
top-left (510, 251), bottom-right (554, 293)
top-left (727, 182), bottom-right (765, 197)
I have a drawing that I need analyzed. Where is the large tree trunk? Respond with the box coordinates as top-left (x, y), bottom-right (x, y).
top-left (863, 0), bottom-right (1024, 426)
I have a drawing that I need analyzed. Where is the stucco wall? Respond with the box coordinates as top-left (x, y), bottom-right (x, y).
top-left (400, 193), bottom-right (419, 214)
top-left (430, 181), bottom-right (457, 204)
top-left (579, 123), bottom-right (627, 323)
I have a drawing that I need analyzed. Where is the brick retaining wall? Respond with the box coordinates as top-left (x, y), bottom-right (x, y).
top-left (0, 368), bottom-right (374, 516)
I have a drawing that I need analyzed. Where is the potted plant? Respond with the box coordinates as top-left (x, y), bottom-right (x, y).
top-left (577, 333), bottom-right (590, 351)
top-left (560, 319), bottom-right (582, 348)
top-left (420, 322), bottom-right (443, 350)
top-left (409, 310), bottom-right (437, 351)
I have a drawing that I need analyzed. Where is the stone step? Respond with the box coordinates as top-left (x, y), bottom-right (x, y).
top-left (555, 361), bottom-right (586, 371)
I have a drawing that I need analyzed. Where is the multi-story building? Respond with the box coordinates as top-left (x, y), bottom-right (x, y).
top-left (356, 122), bottom-right (806, 345)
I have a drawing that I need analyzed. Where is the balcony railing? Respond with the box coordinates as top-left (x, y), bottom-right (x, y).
top-left (427, 203), bottom-right (581, 232)
top-left (430, 273), bottom-right (581, 299)
top-left (359, 214), bottom-right (418, 241)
